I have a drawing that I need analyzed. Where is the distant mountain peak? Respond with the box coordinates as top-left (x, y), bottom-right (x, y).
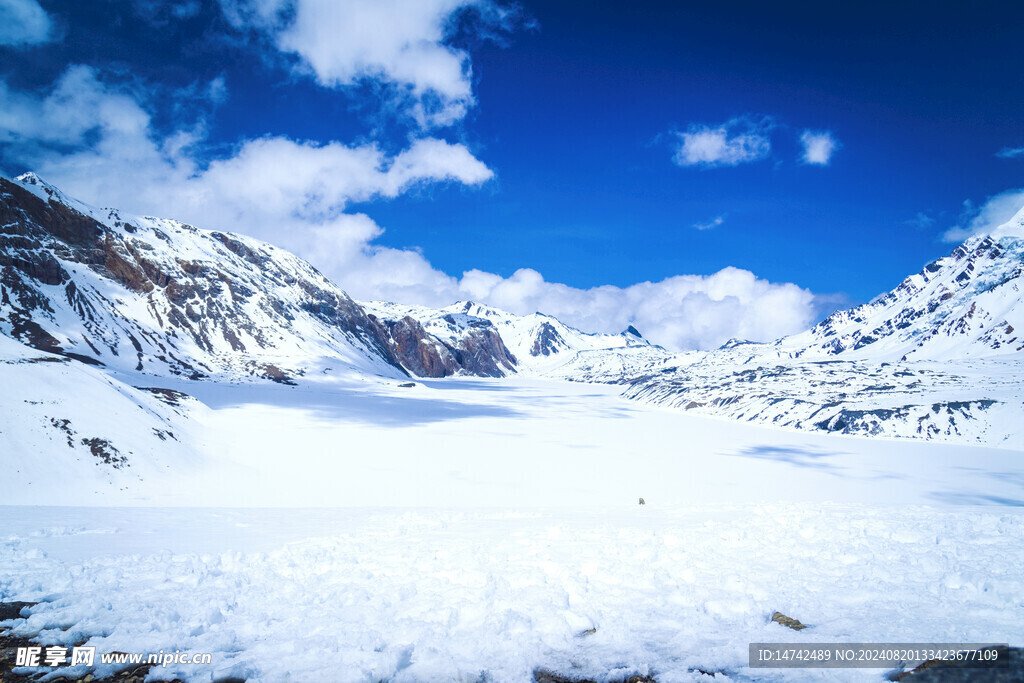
top-left (15, 172), bottom-right (65, 198)
top-left (622, 325), bottom-right (644, 339)
top-left (15, 171), bottom-right (42, 183)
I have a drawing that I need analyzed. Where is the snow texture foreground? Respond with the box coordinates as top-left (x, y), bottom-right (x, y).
top-left (2, 506), bottom-right (1023, 682)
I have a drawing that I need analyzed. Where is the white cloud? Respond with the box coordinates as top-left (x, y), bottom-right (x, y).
top-left (0, 67), bottom-right (819, 352)
top-left (996, 146), bottom-right (1024, 159)
top-left (0, 0), bottom-right (52, 46)
top-left (799, 130), bottom-right (838, 165)
top-left (326, 252), bottom-right (818, 351)
top-left (693, 215), bottom-right (724, 231)
top-left (217, 0), bottom-right (510, 128)
top-left (0, 65), bottom-right (492, 234)
top-left (453, 266), bottom-right (818, 351)
top-left (674, 117), bottom-right (771, 168)
top-left (941, 189), bottom-right (1024, 242)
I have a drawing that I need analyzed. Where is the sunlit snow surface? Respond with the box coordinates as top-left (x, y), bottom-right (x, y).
top-left (3, 368), bottom-right (1024, 681)
top-left (2, 506), bottom-right (1023, 682)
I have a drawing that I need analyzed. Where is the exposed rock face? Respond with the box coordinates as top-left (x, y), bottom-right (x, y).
top-left (531, 321), bottom-right (567, 356)
top-left (363, 299), bottom-right (663, 379)
top-left (446, 315), bottom-right (517, 376)
top-left (378, 315), bottom-right (460, 377)
top-left (372, 312), bottom-right (517, 378)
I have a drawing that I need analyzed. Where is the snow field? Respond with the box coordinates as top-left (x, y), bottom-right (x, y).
top-left (2, 505), bottom-right (1023, 682)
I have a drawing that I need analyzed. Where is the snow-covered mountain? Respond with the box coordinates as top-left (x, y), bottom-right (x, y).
top-left (780, 223), bottom-right (1024, 361)
top-left (1, 173), bottom-right (411, 383)
top-left (1, 173), bottom-right (665, 383)
top-left (622, 210), bottom-right (1024, 447)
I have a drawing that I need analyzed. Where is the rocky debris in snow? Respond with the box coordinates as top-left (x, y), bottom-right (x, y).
top-left (770, 611), bottom-right (807, 630)
top-left (134, 387), bottom-right (191, 406)
top-left (0, 601), bottom-right (36, 621)
top-left (79, 437), bottom-right (128, 468)
top-left (49, 417), bottom-right (75, 447)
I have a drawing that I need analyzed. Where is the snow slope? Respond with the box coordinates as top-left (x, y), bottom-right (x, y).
top-left (781, 223), bottom-right (1024, 362)
top-left (0, 332), bottom-right (203, 500)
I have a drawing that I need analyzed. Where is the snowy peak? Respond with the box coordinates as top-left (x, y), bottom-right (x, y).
top-left (621, 325), bottom-right (644, 340)
top-left (718, 338), bottom-right (755, 350)
top-left (14, 172), bottom-right (65, 199)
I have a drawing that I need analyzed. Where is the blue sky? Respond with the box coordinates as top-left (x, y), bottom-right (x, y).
top-left (1, 0), bottom-right (1023, 349)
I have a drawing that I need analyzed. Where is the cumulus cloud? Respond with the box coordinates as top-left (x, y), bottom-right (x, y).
top-left (452, 266), bottom-right (817, 351)
top-left (0, 68), bottom-right (819, 352)
top-left (324, 249), bottom-right (817, 351)
top-left (799, 130), bottom-right (838, 165)
top-left (941, 189), bottom-right (1024, 242)
top-left (996, 146), bottom-right (1024, 159)
top-left (673, 117), bottom-right (771, 168)
top-left (0, 65), bottom-right (492, 234)
top-left (0, 0), bottom-right (52, 46)
top-left (217, 0), bottom-right (514, 128)
top-left (693, 215), bottom-right (724, 231)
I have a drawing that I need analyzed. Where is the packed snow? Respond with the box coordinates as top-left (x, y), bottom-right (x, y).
top-left (2, 506), bottom-right (1022, 682)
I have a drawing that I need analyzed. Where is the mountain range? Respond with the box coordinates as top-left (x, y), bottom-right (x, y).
top-left (1, 172), bottom-right (1022, 472)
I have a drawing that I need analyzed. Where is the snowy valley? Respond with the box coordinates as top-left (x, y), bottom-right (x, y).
top-left (2, 175), bottom-right (1024, 682)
